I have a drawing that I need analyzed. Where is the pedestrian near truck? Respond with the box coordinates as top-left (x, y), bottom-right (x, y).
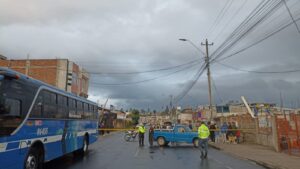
top-left (198, 121), bottom-right (210, 159)
top-left (236, 129), bottom-right (241, 144)
top-left (209, 123), bottom-right (216, 143)
top-left (149, 125), bottom-right (154, 147)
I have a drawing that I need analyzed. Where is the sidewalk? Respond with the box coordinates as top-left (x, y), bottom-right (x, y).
top-left (209, 142), bottom-right (300, 169)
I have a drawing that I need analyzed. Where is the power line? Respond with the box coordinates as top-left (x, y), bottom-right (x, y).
top-left (20, 58), bottom-right (204, 75)
top-left (283, 0), bottom-right (300, 33)
top-left (206, 0), bottom-right (232, 38)
top-left (211, 76), bottom-right (224, 103)
top-left (213, 0), bottom-right (249, 42)
top-left (88, 58), bottom-right (204, 75)
top-left (90, 61), bottom-right (202, 86)
top-left (211, 0), bottom-right (283, 61)
top-left (213, 16), bottom-right (300, 63)
top-left (173, 62), bottom-right (207, 103)
top-left (216, 61), bottom-right (300, 74)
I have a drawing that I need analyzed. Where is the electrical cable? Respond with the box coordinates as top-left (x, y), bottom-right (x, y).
top-left (206, 0), bottom-right (232, 38)
top-left (213, 16), bottom-right (300, 63)
top-left (88, 58), bottom-right (204, 75)
top-left (90, 61), bottom-right (203, 86)
top-left (283, 0), bottom-right (300, 33)
top-left (211, 76), bottom-right (224, 104)
top-left (213, 0), bottom-right (249, 42)
top-left (173, 62), bottom-right (207, 103)
top-left (215, 61), bottom-right (300, 74)
top-left (211, 0), bottom-right (285, 62)
top-left (210, 0), bottom-right (270, 57)
top-left (212, 0), bottom-right (279, 58)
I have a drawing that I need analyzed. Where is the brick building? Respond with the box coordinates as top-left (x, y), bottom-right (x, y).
top-left (0, 58), bottom-right (89, 98)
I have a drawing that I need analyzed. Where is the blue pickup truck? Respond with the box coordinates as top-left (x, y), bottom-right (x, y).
top-left (153, 124), bottom-right (199, 147)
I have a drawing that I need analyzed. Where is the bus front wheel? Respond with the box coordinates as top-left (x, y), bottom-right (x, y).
top-left (79, 135), bottom-right (89, 155)
top-left (25, 147), bottom-right (43, 169)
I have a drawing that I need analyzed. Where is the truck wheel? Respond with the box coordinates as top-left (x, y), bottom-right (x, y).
top-left (157, 137), bottom-right (166, 146)
top-left (193, 138), bottom-right (199, 147)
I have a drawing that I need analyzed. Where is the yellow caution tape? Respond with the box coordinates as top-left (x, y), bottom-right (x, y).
top-left (99, 128), bottom-right (136, 131)
top-left (99, 128), bottom-right (256, 132)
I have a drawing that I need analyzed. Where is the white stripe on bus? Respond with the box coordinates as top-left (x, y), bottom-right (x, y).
top-left (0, 129), bottom-right (97, 153)
top-left (0, 143), bottom-right (8, 152)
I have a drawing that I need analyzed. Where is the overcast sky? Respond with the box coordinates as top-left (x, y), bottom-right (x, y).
top-left (1, 0), bottom-right (300, 111)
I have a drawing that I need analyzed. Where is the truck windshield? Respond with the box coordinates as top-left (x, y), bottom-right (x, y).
top-left (184, 126), bottom-right (191, 132)
top-left (0, 76), bottom-right (36, 137)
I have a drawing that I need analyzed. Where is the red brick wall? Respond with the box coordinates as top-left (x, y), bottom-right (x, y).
top-left (0, 59), bottom-right (58, 86)
top-left (72, 63), bottom-right (80, 95)
top-left (1, 59), bottom-right (89, 97)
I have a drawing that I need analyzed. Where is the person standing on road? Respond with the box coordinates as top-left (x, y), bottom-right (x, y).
top-left (198, 121), bottom-right (210, 159)
top-left (220, 122), bottom-right (228, 143)
top-left (149, 125), bottom-right (154, 147)
top-left (209, 122), bottom-right (216, 143)
top-left (227, 122), bottom-right (233, 140)
top-left (138, 123), bottom-right (146, 146)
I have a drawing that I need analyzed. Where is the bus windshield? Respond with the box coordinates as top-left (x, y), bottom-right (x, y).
top-left (0, 75), bottom-right (36, 137)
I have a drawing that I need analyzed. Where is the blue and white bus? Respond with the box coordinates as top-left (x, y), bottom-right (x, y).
top-left (0, 67), bottom-right (99, 169)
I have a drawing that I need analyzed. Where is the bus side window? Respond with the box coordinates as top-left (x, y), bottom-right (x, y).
top-left (68, 98), bottom-right (76, 118)
top-left (90, 105), bottom-right (95, 120)
top-left (93, 105), bottom-right (98, 120)
top-left (43, 91), bottom-right (57, 118)
top-left (83, 103), bottom-right (89, 119)
top-left (3, 98), bottom-right (21, 117)
top-left (76, 101), bottom-right (83, 118)
top-left (89, 104), bottom-right (93, 120)
top-left (30, 95), bottom-right (43, 118)
top-left (57, 95), bottom-right (68, 118)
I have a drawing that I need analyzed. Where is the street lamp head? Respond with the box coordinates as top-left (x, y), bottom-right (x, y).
top-left (179, 38), bottom-right (187, 41)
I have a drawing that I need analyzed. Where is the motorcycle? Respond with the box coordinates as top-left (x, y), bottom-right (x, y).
top-left (124, 130), bottom-right (138, 142)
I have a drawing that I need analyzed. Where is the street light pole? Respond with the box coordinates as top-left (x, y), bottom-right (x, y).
top-left (201, 39), bottom-right (214, 121)
top-left (179, 38), bottom-right (214, 121)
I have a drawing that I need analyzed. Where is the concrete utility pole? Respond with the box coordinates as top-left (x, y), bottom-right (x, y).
top-left (201, 39), bottom-right (214, 121)
top-left (25, 54), bottom-right (30, 76)
top-left (169, 95), bottom-right (174, 122)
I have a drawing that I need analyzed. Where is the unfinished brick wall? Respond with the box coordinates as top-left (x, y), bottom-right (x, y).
top-left (0, 59), bottom-right (58, 86)
top-left (0, 59), bottom-right (89, 98)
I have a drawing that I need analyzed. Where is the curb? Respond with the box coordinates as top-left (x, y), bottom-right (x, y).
top-left (247, 159), bottom-right (288, 169)
top-left (208, 143), bottom-right (287, 169)
top-left (208, 143), bottom-right (222, 150)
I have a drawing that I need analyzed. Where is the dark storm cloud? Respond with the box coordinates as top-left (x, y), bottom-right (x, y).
top-left (0, 0), bottom-right (300, 110)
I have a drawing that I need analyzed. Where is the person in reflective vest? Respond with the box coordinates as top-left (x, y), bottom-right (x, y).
top-left (198, 121), bottom-right (210, 159)
top-left (138, 124), bottom-right (146, 146)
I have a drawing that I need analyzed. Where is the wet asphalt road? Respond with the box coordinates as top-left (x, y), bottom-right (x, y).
top-left (45, 132), bottom-right (265, 169)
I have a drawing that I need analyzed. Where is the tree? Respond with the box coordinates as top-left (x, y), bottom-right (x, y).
top-left (162, 106), bottom-right (169, 115)
top-left (140, 109), bottom-right (146, 114)
top-left (131, 109), bottom-right (140, 125)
